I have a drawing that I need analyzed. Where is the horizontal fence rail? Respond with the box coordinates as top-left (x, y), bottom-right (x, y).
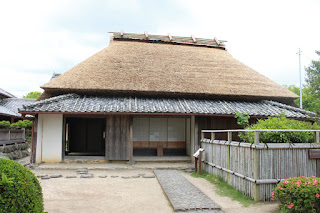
top-left (0, 129), bottom-right (26, 145)
top-left (200, 129), bottom-right (320, 202)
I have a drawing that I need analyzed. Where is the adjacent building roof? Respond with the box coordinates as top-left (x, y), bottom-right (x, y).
top-left (0, 98), bottom-right (35, 117)
top-left (0, 88), bottom-right (16, 98)
top-left (19, 94), bottom-right (313, 119)
top-left (41, 32), bottom-right (298, 103)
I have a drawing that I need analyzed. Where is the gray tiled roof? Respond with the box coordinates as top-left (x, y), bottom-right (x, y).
top-left (0, 98), bottom-right (35, 117)
top-left (19, 94), bottom-right (314, 119)
top-left (0, 88), bottom-right (15, 98)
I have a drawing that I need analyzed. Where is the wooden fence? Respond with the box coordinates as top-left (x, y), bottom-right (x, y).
top-left (200, 129), bottom-right (320, 202)
top-left (0, 129), bottom-right (26, 145)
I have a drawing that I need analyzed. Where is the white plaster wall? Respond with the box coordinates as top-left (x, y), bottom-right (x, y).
top-left (36, 114), bottom-right (63, 163)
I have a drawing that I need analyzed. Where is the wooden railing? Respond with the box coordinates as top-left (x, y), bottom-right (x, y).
top-left (0, 129), bottom-right (26, 145)
top-left (200, 129), bottom-right (320, 202)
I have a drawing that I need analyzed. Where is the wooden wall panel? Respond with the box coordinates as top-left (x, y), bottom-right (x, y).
top-left (105, 115), bottom-right (130, 160)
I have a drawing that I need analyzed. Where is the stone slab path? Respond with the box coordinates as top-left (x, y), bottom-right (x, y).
top-left (154, 170), bottom-right (224, 213)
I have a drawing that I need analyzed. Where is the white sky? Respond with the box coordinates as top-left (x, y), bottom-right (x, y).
top-left (0, 0), bottom-right (319, 97)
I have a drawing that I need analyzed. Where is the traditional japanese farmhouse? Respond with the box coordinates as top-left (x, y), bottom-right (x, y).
top-left (20, 32), bottom-right (311, 164)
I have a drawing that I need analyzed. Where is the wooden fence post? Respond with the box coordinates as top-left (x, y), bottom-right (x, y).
top-left (201, 132), bottom-right (204, 141)
top-left (227, 131), bottom-right (232, 183)
top-left (211, 132), bottom-right (215, 174)
top-left (211, 132), bottom-right (215, 141)
top-left (199, 151), bottom-right (202, 175)
top-left (316, 132), bottom-right (320, 177)
top-left (254, 131), bottom-right (260, 202)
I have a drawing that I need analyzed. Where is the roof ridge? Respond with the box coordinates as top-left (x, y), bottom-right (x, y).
top-left (110, 32), bottom-right (227, 49)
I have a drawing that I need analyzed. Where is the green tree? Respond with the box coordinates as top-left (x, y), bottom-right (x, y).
top-left (306, 50), bottom-right (320, 97)
top-left (23, 91), bottom-right (41, 99)
top-left (285, 85), bottom-right (320, 115)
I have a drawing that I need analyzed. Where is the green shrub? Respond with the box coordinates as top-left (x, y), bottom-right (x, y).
top-left (235, 112), bottom-right (250, 128)
top-left (10, 120), bottom-right (32, 129)
top-left (0, 121), bottom-right (10, 129)
top-left (239, 114), bottom-right (320, 143)
top-left (0, 159), bottom-right (43, 212)
top-left (273, 176), bottom-right (320, 212)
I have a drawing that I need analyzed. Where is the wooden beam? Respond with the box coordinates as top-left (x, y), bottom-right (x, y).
top-left (168, 33), bottom-right (172, 41)
top-left (191, 35), bottom-right (197, 43)
top-left (144, 31), bottom-right (149, 40)
top-left (129, 116), bottom-right (133, 164)
top-left (214, 37), bottom-right (221, 46)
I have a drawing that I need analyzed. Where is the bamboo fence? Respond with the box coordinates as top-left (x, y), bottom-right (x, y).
top-left (200, 129), bottom-right (320, 202)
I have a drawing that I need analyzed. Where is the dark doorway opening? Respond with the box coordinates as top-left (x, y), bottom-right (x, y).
top-left (65, 117), bottom-right (105, 156)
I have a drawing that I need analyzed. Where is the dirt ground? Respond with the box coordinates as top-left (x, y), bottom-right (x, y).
top-left (181, 172), bottom-right (279, 213)
top-left (33, 169), bottom-right (278, 213)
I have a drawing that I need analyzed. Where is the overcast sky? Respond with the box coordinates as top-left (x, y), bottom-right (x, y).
top-left (0, 0), bottom-right (319, 97)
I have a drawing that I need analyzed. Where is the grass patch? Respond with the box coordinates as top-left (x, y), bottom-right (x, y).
top-left (191, 171), bottom-right (257, 207)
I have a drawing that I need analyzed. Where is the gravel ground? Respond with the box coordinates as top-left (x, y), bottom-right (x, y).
top-left (31, 168), bottom-right (278, 213)
top-left (33, 169), bottom-right (173, 213)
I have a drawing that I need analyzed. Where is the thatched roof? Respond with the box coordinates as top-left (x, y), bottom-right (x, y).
top-left (41, 32), bottom-right (298, 103)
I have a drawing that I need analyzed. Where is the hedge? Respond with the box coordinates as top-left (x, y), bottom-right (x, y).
top-left (0, 159), bottom-right (43, 212)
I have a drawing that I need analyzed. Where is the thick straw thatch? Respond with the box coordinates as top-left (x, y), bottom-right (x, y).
top-left (42, 33), bottom-right (298, 102)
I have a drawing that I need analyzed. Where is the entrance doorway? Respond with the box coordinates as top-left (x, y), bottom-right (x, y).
top-left (65, 117), bottom-right (106, 156)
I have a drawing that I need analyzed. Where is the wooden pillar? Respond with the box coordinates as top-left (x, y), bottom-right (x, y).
top-left (190, 115), bottom-right (195, 160)
top-left (31, 115), bottom-right (38, 164)
top-left (129, 116), bottom-right (133, 165)
top-left (195, 117), bottom-right (199, 150)
top-left (254, 131), bottom-right (260, 202)
top-left (10, 117), bottom-right (14, 124)
top-left (61, 116), bottom-right (66, 163)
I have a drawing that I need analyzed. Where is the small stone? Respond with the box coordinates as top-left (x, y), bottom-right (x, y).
top-left (76, 160), bottom-right (82, 164)
top-left (37, 174), bottom-right (48, 178)
top-left (99, 175), bottom-right (108, 178)
top-left (106, 168), bottom-right (116, 170)
top-left (66, 175), bottom-right (77, 178)
top-left (80, 174), bottom-right (93, 178)
top-left (77, 168), bottom-right (88, 172)
top-left (121, 176), bottom-right (130, 179)
top-left (132, 175), bottom-right (140, 178)
top-left (78, 171), bottom-right (88, 174)
top-left (138, 174), bottom-right (145, 177)
top-left (50, 174), bottom-right (63, 178)
top-left (143, 175), bottom-right (155, 178)
top-left (184, 169), bottom-right (194, 173)
top-left (41, 176), bottom-right (51, 180)
top-left (111, 175), bottom-right (118, 178)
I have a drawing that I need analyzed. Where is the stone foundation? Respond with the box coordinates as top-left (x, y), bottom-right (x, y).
top-left (0, 142), bottom-right (30, 160)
